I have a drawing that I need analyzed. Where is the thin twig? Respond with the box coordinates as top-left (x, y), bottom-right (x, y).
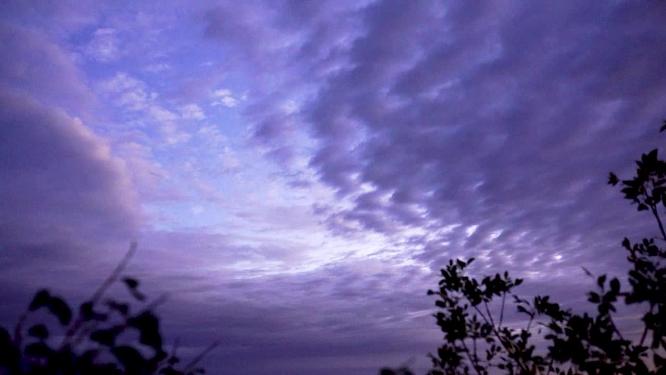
top-left (183, 341), bottom-right (220, 372)
top-left (499, 292), bottom-right (506, 328)
top-left (61, 242), bottom-right (137, 347)
top-left (639, 304), bottom-right (654, 347)
top-left (472, 335), bottom-right (478, 370)
top-left (12, 312), bottom-right (28, 347)
top-left (484, 302), bottom-right (496, 328)
top-left (650, 206), bottom-right (666, 241)
top-left (460, 339), bottom-right (482, 375)
top-left (526, 314), bottom-right (534, 332)
top-left (475, 303), bottom-right (528, 373)
top-left (90, 241), bottom-right (138, 305)
top-left (607, 315), bottom-right (625, 341)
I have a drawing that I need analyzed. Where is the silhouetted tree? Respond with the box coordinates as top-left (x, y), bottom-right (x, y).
top-left (0, 243), bottom-right (215, 375)
top-left (382, 123), bottom-right (666, 375)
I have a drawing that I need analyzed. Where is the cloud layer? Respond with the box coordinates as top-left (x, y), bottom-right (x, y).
top-left (1, 1), bottom-right (666, 374)
top-left (0, 92), bottom-right (139, 247)
top-left (204, 1), bottom-right (666, 275)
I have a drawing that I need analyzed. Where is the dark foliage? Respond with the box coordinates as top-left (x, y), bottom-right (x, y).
top-left (382, 124), bottom-right (666, 375)
top-left (0, 243), bottom-right (215, 375)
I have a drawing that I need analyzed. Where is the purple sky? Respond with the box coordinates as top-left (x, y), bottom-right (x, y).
top-left (1, 1), bottom-right (666, 374)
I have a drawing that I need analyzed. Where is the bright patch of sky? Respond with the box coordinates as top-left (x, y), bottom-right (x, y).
top-left (50, 8), bottom-right (414, 276)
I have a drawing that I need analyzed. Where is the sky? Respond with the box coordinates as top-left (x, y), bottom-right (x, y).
top-left (1, 1), bottom-right (666, 374)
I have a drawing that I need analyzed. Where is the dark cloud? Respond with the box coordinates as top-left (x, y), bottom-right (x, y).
top-left (149, 258), bottom-right (436, 375)
top-left (0, 8), bottom-right (146, 338)
top-left (0, 23), bottom-right (94, 114)
top-left (0, 91), bottom-right (140, 249)
top-left (196, 4), bottom-right (666, 370)
top-left (0, 92), bottom-right (142, 353)
top-left (205, 1), bottom-right (666, 277)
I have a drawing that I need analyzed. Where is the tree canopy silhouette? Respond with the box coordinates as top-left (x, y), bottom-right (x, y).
top-left (0, 243), bottom-right (215, 375)
top-left (382, 123), bottom-right (666, 375)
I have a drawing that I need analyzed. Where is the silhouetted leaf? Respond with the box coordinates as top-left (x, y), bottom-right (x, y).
top-left (597, 274), bottom-right (606, 289)
top-left (168, 355), bottom-right (180, 365)
top-left (1, 244), bottom-right (212, 375)
top-left (161, 367), bottom-right (183, 375)
top-left (123, 277), bottom-right (139, 289)
top-left (112, 345), bottom-right (146, 372)
top-left (123, 278), bottom-right (146, 301)
top-left (78, 301), bottom-right (107, 321)
top-left (27, 324), bottom-right (49, 340)
top-left (24, 342), bottom-right (51, 358)
top-left (0, 326), bottom-right (11, 346)
top-left (80, 301), bottom-right (94, 320)
top-left (128, 311), bottom-right (163, 350)
top-left (47, 296), bottom-right (72, 325)
top-left (621, 237), bottom-right (631, 250)
top-left (610, 278), bottom-right (620, 294)
top-left (589, 291), bottom-right (600, 303)
top-left (28, 289), bottom-right (51, 311)
top-left (90, 326), bottom-right (123, 347)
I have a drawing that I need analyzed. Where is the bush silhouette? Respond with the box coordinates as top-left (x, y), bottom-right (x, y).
top-left (382, 123), bottom-right (666, 375)
top-left (0, 243), bottom-right (215, 375)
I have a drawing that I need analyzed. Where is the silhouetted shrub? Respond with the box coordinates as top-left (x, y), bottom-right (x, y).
top-left (382, 123), bottom-right (666, 375)
top-left (0, 243), bottom-right (215, 375)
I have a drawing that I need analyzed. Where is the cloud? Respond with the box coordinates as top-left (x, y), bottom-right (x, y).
top-left (127, 249), bottom-right (436, 375)
top-left (1, 2), bottom-right (665, 374)
top-left (101, 72), bottom-right (151, 110)
top-left (0, 91), bottom-right (140, 248)
top-left (144, 62), bottom-right (171, 73)
top-left (211, 88), bottom-right (238, 108)
top-left (203, 1), bottom-right (666, 279)
top-left (0, 23), bottom-right (93, 114)
top-left (85, 27), bottom-right (120, 62)
top-left (101, 72), bottom-right (192, 144)
top-left (179, 103), bottom-right (206, 120)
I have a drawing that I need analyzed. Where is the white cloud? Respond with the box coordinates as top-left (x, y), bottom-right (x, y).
top-left (219, 146), bottom-right (241, 171)
top-left (179, 103), bottom-right (206, 120)
top-left (101, 73), bottom-right (150, 111)
top-left (160, 121), bottom-right (191, 145)
top-left (102, 73), bottom-right (191, 145)
top-left (197, 125), bottom-right (228, 145)
top-left (148, 104), bottom-right (178, 123)
top-left (211, 88), bottom-right (238, 108)
top-left (144, 62), bottom-right (171, 73)
top-left (86, 28), bottom-right (120, 62)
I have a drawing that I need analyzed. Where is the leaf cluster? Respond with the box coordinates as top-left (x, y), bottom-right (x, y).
top-left (0, 245), bottom-right (213, 375)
